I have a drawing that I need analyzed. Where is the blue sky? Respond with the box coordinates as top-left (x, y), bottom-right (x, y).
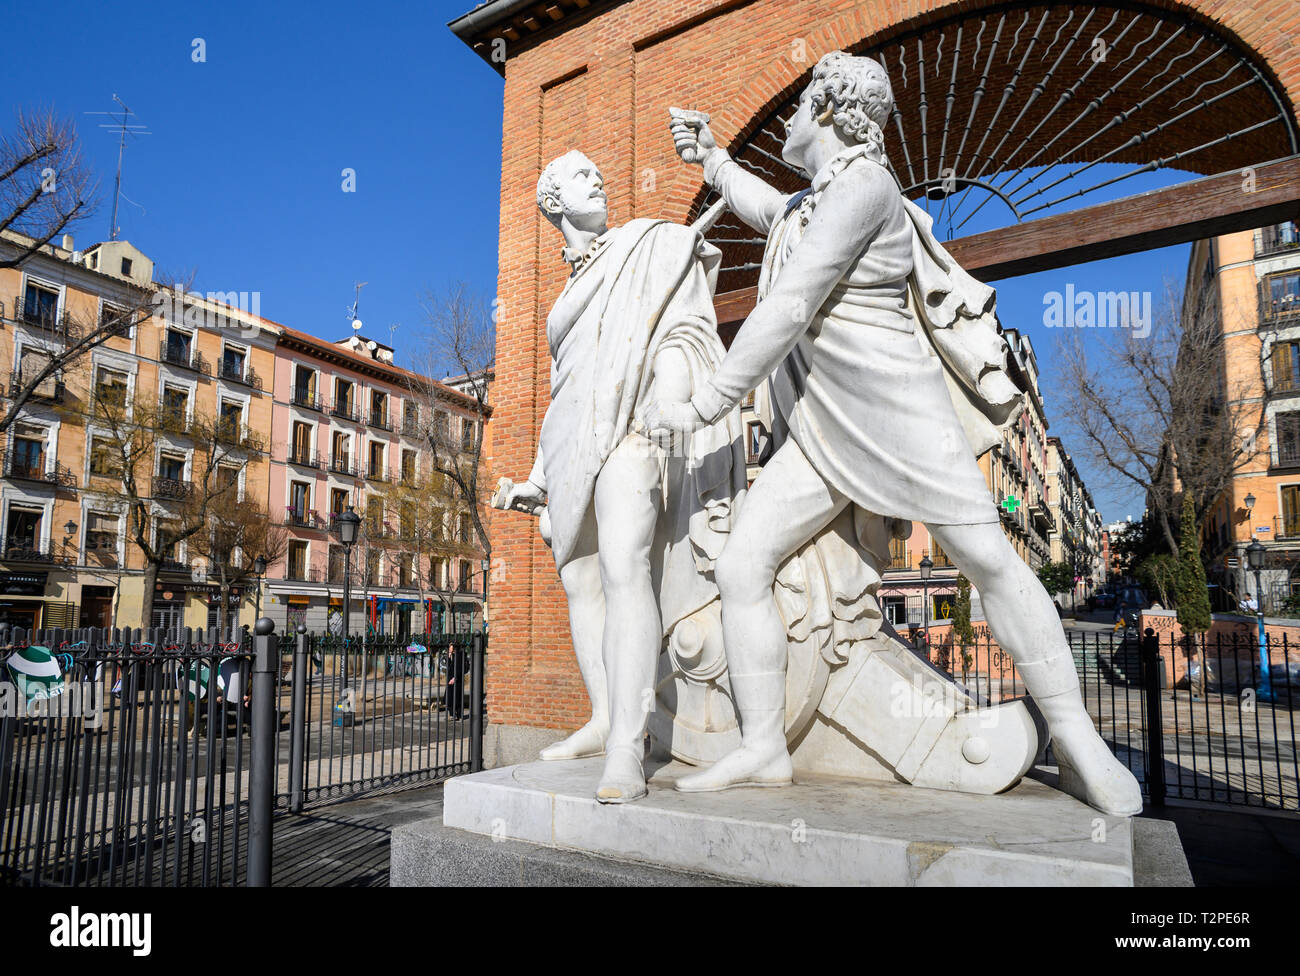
top-left (4, 0), bottom-right (1194, 522)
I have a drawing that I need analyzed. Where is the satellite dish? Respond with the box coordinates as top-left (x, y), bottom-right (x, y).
top-left (352, 318), bottom-right (363, 332)
top-left (367, 340), bottom-right (377, 352)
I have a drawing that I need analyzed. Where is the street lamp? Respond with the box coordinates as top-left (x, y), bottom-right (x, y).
top-left (1246, 539), bottom-right (1274, 702)
top-left (253, 554), bottom-right (267, 621)
top-left (919, 554), bottom-right (933, 651)
top-left (335, 505), bottom-right (361, 722)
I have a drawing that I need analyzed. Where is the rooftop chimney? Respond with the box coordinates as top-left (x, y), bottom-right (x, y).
top-left (61, 234), bottom-right (74, 252)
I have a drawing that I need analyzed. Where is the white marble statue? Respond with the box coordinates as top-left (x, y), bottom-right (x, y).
top-left (649, 51), bottom-right (1143, 816)
top-left (496, 150), bottom-right (747, 803)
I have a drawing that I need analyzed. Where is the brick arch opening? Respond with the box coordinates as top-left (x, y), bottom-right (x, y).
top-left (666, 0), bottom-right (1300, 296)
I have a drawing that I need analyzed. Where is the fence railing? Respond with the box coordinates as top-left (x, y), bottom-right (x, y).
top-left (0, 623), bottom-right (486, 887)
top-left (923, 627), bottom-right (1298, 811)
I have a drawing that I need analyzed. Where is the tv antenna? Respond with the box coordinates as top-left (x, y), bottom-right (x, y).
top-left (348, 282), bottom-right (368, 332)
top-left (86, 95), bottom-right (150, 241)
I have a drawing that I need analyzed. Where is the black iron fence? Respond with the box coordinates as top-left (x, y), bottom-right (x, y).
top-left (0, 624), bottom-right (485, 887)
top-left (926, 628), bottom-right (1298, 811)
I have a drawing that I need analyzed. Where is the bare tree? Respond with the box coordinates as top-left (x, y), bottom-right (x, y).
top-left (1054, 280), bottom-right (1264, 558)
top-left (0, 109), bottom-right (96, 270)
top-left (187, 490), bottom-right (286, 636)
top-left (406, 283), bottom-right (494, 563)
top-left (79, 387), bottom-right (252, 629)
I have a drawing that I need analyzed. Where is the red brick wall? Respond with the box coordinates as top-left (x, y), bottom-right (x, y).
top-left (486, 0), bottom-right (1300, 732)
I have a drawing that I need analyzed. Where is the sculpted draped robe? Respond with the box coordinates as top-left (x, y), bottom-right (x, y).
top-left (533, 218), bottom-right (747, 635)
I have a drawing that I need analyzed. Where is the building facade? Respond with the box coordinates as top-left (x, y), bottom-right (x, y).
top-left (1195, 221), bottom-right (1300, 609)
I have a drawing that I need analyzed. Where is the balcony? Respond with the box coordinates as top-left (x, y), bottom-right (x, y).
top-left (219, 360), bottom-right (263, 390)
top-left (84, 538), bottom-right (119, 569)
top-left (288, 449), bottom-right (322, 470)
top-left (285, 565), bottom-right (322, 583)
top-left (2, 540), bottom-right (56, 564)
top-left (154, 477), bottom-right (193, 501)
top-left (215, 421), bottom-right (265, 453)
top-left (8, 370), bottom-right (65, 404)
top-left (1257, 224), bottom-right (1300, 259)
top-left (159, 340), bottom-right (209, 374)
top-left (11, 295), bottom-right (80, 342)
top-left (330, 400), bottom-right (359, 423)
top-left (291, 388), bottom-right (322, 411)
top-left (284, 509), bottom-right (327, 530)
top-left (366, 466), bottom-right (389, 484)
top-left (401, 416), bottom-right (421, 437)
top-left (4, 452), bottom-right (77, 490)
top-left (157, 410), bottom-right (191, 436)
top-left (159, 557), bottom-right (189, 574)
top-left (328, 454), bottom-right (358, 478)
top-left (368, 409), bottom-right (393, 432)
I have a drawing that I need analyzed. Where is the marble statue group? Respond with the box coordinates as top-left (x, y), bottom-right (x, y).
top-left (495, 52), bottom-right (1143, 817)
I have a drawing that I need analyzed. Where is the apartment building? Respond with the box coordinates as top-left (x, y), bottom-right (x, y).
top-left (0, 232), bottom-right (274, 631)
top-left (1195, 220), bottom-right (1300, 609)
top-left (265, 330), bottom-right (489, 637)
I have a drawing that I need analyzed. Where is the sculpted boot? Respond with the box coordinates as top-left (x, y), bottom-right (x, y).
top-left (539, 719), bottom-right (608, 761)
top-left (595, 743), bottom-right (647, 804)
top-left (675, 672), bottom-right (793, 792)
top-left (1019, 647), bottom-right (1143, 816)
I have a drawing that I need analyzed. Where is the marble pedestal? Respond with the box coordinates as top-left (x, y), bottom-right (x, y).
top-left (427, 758), bottom-right (1146, 886)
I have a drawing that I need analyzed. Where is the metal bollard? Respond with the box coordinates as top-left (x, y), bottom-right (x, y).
top-left (1140, 628), bottom-right (1166, 807)
top-left (288, 625), bottom-right (308, 814)
top-left (469, 632), bottom-right (485, 772)
top-left (248, 617), bottom-right (277, 886)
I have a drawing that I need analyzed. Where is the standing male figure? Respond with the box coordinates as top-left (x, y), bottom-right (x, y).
top-left (650, 52), bottom-right (1142, 815)
top-left (500, 150), bottom-right (744, 803)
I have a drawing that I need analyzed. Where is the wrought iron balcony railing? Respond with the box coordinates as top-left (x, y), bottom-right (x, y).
top-left (159, 557), bottom-right (189, 574)
top-left (401, 416), bottom-right (421, 437)
top-left (284, 510), bottom-right (327, 530)
top-left (328, 454), bottom-right (357, 477)
top-left (2, 540), bottom-right (56, 563)
top-left (8, 370), bottom-right (65, 403)
top-left (159, 341), bottom-right (209, 374)
top-left (215, 421), bottom-right (265, 453)
top-left (285, 566), bottom-right (322, 582)
top-left (1257, 224), bottom-right (1300, 258)
top-left (219, 361), bottom-right (263, 390)
top-left (368, 410), bottom-right (393, 432)
top-left (12, 296), bottom-right (80, 342)
top-left (288, 449), bottom-right (322, 469)
top-left (330, 400), bottom-right (359, 423)
top-left (365, 467), bottom-right (389, 484)
top-left (154, 477), bottom-right (193, 501)
top-left (291, 388), bottom-right (322, 411)
top-left (4, 451), bottom-right (77, 489)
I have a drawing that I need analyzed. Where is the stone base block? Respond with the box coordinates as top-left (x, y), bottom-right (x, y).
top-left (427, 757), bottom-right (1161, 886)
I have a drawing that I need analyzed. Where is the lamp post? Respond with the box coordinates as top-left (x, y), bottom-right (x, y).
top-left (1246, 539), bottom-right (1274, 702)
top-left (480, 556), bottom-right (489, 638)
top-left (253, 554), bottom-right (267, 621)
top-left (334, 505), bottom-right (361, 723)
top-left (919, 554), bottom-right (933, 651)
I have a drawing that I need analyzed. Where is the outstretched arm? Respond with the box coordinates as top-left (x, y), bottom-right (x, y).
top-left (670, 111), bottom-right (785, 235)
top-left (692, 164), bottom-right (889, 421)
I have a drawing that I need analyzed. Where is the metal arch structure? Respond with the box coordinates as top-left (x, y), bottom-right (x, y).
top-left (691, 1), bottom-right (1300, 301)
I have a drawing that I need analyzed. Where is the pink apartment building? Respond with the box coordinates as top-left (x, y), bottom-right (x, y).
top-left (266, 328), bottom-right (486, 637)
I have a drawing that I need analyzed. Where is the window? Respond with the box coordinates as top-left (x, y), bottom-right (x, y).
top-left (217, 464), bottom-right (242, 495)
top-left (329, 488), bottom-right (348, 518)
top-left (1279, 412), bottom-right (1300, 467)
top-left (398, 554), bottom-right (413, 588)
top-left (332, 431), bottom-right (350, 469)
top-left (746, 422), bottom-right (763, 463)
top-left (11, 432), bottom-right (43, 479)
top-left (461, 418), bottom-right (477, 452)
top-left (403, 402), bottom-right (419, 434)
top-left (882, 595), bottom-right (907, 627)
top-left (1274, 341), bottom-right (1300, 393)
top-left (458, 513), bottom-right (471, 544)
top-left (335, 378), bottom-right (354, 415)
top-left (21, 282), bottom-right (58, 326)
top-left (366, 496), bottom-right (384, 535)
top-left (164, 329), bottom-right (192, 365)
top-left (364, 550), bottom-right (380, 587)
top-left (459, 560), bottom-right (473, 592)
top-left (293, 366), bottom-right (317, 405)
top-left (290, 481), bottom-right (311, 520)
top-left (159, 387), bottom-right (188, 432)
top-left (100, 302), bottom-right (130, 336)
top-left (369, 442), bottom-right (385, 479)
top-left (328, 544), bottom-right (345, 583)
top-left (1266, 271), bottom-right (1300, 321)
top-left (90, 436), bottom-right (121, 477)
top-left (1282, 486), bottom-right (1300, 537)
top-left (16, 349), bottom-right (56, 398)
top-left (86, 512), bottom-right (119, 567)
top-left (158, 453), bottom-right (185, 481)
top-left (401, 449), bottom-right (416, 483)
top-left (219, 399), bottom-right (243, 433)
top-left (291, 421), bottom-right (313, 463)
top-left (287, 541), bottom-right (308, 580)
top-left (95, 367), bottom-right (128, 410)
top-left (221, 346), bottom-right (247, 382)
top-left (431, 508), bottom-right (445, 541)
top-left (889, 536), bottom-right (907, 569)
top-left (120, 257), bottom-right (133, 277)
top-left (5, 506), bottom-right (42, 554)
top-left (370, 390), bottom-right (387, 425)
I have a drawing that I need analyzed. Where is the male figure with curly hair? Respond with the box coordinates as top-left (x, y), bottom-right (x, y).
top-left (652, 52), bottom-right (1141, 815)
